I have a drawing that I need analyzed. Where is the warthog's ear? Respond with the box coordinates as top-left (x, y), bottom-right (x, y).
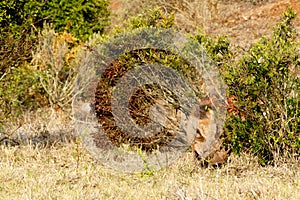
top-left (199, 96), bottom-right (212, 108)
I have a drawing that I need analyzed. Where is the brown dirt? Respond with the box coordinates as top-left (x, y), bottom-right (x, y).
top-left (209, 0), bottom-right (300, 49)
top-left (109, 0), bottom-right (300, 50)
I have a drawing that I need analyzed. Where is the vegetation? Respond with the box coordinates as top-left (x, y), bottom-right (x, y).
top-left (0, 0), bottom-right (110, 127)
top-left (0, 0), bottom-right (299, 199)
top-left (222, 8), bottom-right (300, 164)
top-left (93, 8), bottom-right (208, 151)
top-left (0, 0), bottom-right (110, 39)
top-left (0, 0), bottom-right (299, 167)
top-left (0, 143), bottom-right (298, 199)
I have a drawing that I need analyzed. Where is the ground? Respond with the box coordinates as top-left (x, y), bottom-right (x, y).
top-left (208, 0), bottom-right (300, 49)
top-left (0, 144), bottom-right (299, 199)
top-left (109, 0), bottom-right (300, 50)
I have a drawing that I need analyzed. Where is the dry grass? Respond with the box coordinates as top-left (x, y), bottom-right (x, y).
top-left (0, 109), bottom-right (299, 199)
top-left (0, 140), bottom-right (298, 200)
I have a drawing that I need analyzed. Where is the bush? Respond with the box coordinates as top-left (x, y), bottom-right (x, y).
top-left (41, 0), bottom-right (110, 40)
top-left (0, 0), bottom-right (110, 40)
top-left (0, 29), bottom-right (43, 128)
top-left (194, 31), bottom-right (231, 66)
top-left (92, 8), bottom-right (182, 151)
top-left (31, 26), bottom-right (82, 109)
top-left (0, 63), bottom-right (46, 125)
top-left (87, 8), bottom-right (227, 152)
top-left (222, 8), bottom-right (300, 164)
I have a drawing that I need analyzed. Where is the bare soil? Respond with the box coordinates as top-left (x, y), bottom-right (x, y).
top-left (208, 0), bottom-right (300, 49)
top-left (109, 0), bottom-right (300, 50)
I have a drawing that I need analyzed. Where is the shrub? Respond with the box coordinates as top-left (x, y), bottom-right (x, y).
top-left (31, 25), bottom-right (85, 109)
top-left (92, 8), bottom-right (183, 151)
top-left (0, 0), bottom-right (110, 40)
top-left (0, 63), bottom-right (45, 125)
top-left (222, 8), bottom-right (300, 164)
top-left (0, 29), bottom-right (43, 128)
top-left (41, 0), bottom-right (111, 40)
top-left (85, 8), bottom-right (224, 152)
top-left (194, 31), bottom-right (231, 66)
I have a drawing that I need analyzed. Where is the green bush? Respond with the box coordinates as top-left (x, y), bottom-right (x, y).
top-left (0, 29), bottom-right (43, 127)
top-left (194, 31), bottom-right (231, 66)
top-left (0, 0), bottom-right (110, 40)
top-left (41, 0), bottom-right (110, 40)
top-left (0, 64), bottom-right (45, 119)
top-left (222, 8), bottom-right (300, 164)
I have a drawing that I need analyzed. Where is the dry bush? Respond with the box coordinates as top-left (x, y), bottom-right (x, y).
top-left (31, 26), bottom-right (85, 110)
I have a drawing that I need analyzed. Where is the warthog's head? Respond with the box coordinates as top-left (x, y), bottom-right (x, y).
top-left (151, 96), bottom-right (228, 165)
